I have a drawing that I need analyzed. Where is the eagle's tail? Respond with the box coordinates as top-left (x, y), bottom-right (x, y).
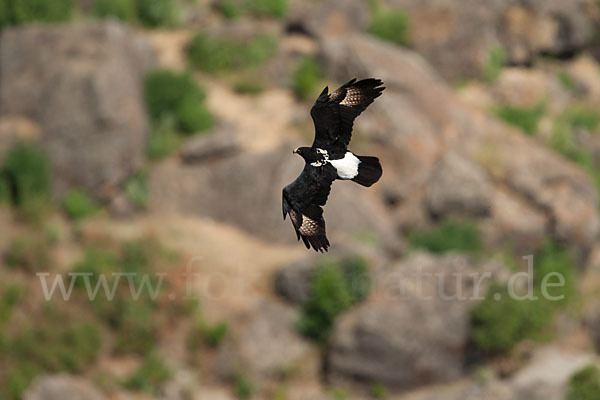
top-left (352, 155), bottom-right (382, 187)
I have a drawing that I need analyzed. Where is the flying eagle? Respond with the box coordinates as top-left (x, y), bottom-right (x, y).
top-left (282, 78), bottom-right (385, 252)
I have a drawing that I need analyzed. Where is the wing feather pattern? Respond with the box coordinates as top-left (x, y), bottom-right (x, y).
top-left (282, 164), bottom-right (337, 252)
top-left (310, 78), bottom-right (385, 151)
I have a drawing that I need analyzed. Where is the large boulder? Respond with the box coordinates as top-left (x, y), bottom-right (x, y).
top-left (149, 143), bottom-right (403, 251)
top-left (384, 0), bottom-right (595, 81)
top-left (326, 253), bottom-right (505, 391)
top-left (0, 22), bottom-right (155, 199)
top-left (320, 33), bottom-right (599, 256)
top-left (214, 300), bottom-right (317, 384)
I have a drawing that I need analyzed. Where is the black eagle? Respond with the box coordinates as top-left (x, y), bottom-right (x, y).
top-left (282, 78), bottom-right (385, 252)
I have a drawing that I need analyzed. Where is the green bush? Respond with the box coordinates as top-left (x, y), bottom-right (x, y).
top-left (494, 102), bottom-right (545, 136)
top-left (471, 241), bottom-right (576, 354)
top-left (147, 117), bottom-right (181, 160)
top-left (125, 171), bottom-right (149, 209)
top-left (3, 0), bottom-right (74, 25)
top-left (483, 47), bottom-right (506, 83)
top-left (561, 105), bottom-right (600, 131)
top-left (234, 374), bottom-right (255, 399)
top-left (292, 57), bottom-right (323, 100)
top-left (408, 218), bottom-right (482, 254)
top-left (63, 189), bottom-right (98, 220)
top-left (549, 106), bottom-right (600, 193)
top-left (0, 285), bottom-right (21, 326)
top-left (298, 257), bottom-right (370, 342)
top-left (4, 236), bottom-right (51, 273)
top-left (233, 77), bottom-right (265, 95)
top-left (247, 0), bottom-right (287, 18)
top-left (144, 69), bottom-right (212, 135)
top-left (113, 298), bottom-right (159, 355)
top-left (91, 0), bottom-right (136, 21)
top-left (71, 247), bottom-right (118, 289)
top-left (188, 33), bottom-right (278, 73)
top-left (368, 9), bottom-right (410, 46)
top-left (470, 283), bottom-right (552, 354)
top-left (124, 353), bottom-right (172, 394)
top-left (567, 365), bottom-right (600, 400)
top-left (1, 141), bottom-right (51, 210)
top-left (215, 0), bottom-right (242, 19)
top-left (136, 0), bottom-right (177, 27)
top-left (10, 321), bottom-right (101, 374)
top-left (558, 71), bottom-right (576, 92)
top-left (189, 320), bottom-right (228, 349)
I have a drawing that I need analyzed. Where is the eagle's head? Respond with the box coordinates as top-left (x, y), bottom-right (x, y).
top-left (293, 147), bottom-right (312, 160)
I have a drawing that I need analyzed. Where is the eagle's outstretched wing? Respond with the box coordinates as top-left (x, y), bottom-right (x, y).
top-left (310, 78), bottom-right (385, 151)
top-left (282, 164), bottom-right (337, 252)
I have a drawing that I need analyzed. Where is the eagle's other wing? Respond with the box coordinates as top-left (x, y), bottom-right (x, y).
top-left (310, 78), bottom-right (385, 150)
top-left (282, 164), bottom-right (337, 252)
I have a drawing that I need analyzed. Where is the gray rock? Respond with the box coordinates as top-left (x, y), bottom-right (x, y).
top-left (381, 0), bottom-right (594, 81)
top-left (149, 144), bottom-right (402, 251)
top-left (0, 22), bottom-right (155, 200)
top-left (425, 152), bottom-right (493, 218)
top-left (24, 375), bottom-right (105, 400)
top-left (320, 33), bottom-right (599, 256)
top-left (214, 300), bottom-right (316, 383)
top-left (180, 126), bottom-right (240, 164)
top-left (327, 253), bottom-right (503, 390)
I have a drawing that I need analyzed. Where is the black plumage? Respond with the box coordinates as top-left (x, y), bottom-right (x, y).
top-left (282, 78), bottom-right (385, 252)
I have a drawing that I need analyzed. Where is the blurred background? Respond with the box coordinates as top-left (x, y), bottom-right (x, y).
top-left (2, 0), bottom-right (600, 399)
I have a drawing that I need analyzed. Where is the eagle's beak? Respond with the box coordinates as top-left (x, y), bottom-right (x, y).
top-left (293, 148), bottom-right (299, 154)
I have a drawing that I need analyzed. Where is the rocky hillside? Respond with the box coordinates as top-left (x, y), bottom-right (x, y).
top-left (2, 0), bottom-right (600, 399)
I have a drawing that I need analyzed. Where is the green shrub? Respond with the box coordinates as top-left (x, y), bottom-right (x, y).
top-left (125, 171), bottom-right (149, 209)
top-left (189, 320), bottom-right (228, 349)
top-left (188, 33), bottom-right (278, 73)
top-left (549, 106), bottom-right (600, 194)
top-left (291, 57), bottom-right (323, 100)
top-left (0, 285), bottom-right (21, 326)
top-left (298, 261), bottom-right (353, 342)
top-left (558, 71), bottom-right (576, 92)
top-left (233, 77), bottom-right (265, 95)
top-left (1, 141), bottom-right (51, 210)
top-left (8, 0), bottom-right (74, 24)
top-left (234, 374), bottom-right (255, 399)
top-left (483, 47), bottom-right (506, 83)
top-left (341, 256), bottom-right (371, 302)
top-left (4, 236), bottom-right (51, 273)
top-left (124, 353), bottom-right (172, 394)
top-left (408, 218), bottom-right (482, 254)
top-left (470, 284), bottom-right (552, 354)
top-left (567, 365), bottom-right (600, 400)
top-left (144, 69), bottom-right (212, 135)
top-left (136, 0), bottom-right (177, 27)
top-left (494, 102), bottom-right (545, 135)
top-left (147, 117), bottom-right (181, 160)
top-left (91, 0), bottom-right (135, 21)
top-left (561, 105), bottom-right (600, 131)
top-left (370, 383), bottom-right (388, 399)
top-left (368, 9), bottom-right (410, 46)
top-left (71, 247), bottom-right (118, 289)
top-left (176, 94), bottom-right (214, 134)
top-left (534, 240), bottom-right (576, 306)
top-left (63, 189), bottom-right (98, 220)
top-left (216, 0), bottom-right (242, 19)
top-left (10, 321), bottom-right (101, 374)
top-left (247, 0), bottom-right (287, 18)
top-left (471, 241), bottom-right (576, 354)
top-left (113, 298), bottom-right (159, 355)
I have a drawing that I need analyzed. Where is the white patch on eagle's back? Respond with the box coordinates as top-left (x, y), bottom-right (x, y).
top-left (311, 148), bottom-right (329, 167)
top-left (330, 152), bottom-right (360, 179)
